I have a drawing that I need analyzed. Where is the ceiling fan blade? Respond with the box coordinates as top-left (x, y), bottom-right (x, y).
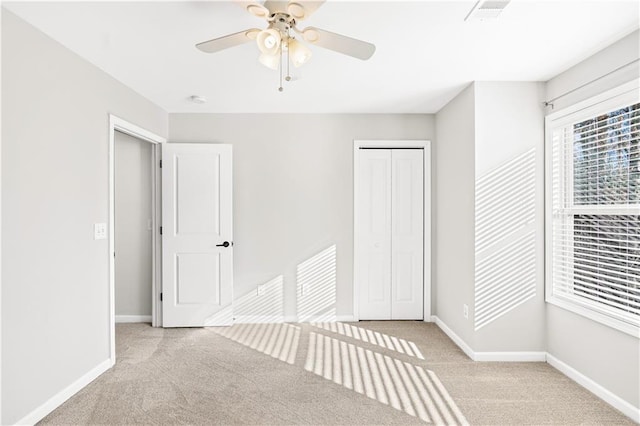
top-left (196, 29), bottom-right (261, 54)
top-left (263, 0), bottom-right (289, 14)
top-left (301, 27), bottom-right (375, 60)
top-left (287, 1), bottom-right (326, 20)
top-left (233, 0), bottom-right (270, 18)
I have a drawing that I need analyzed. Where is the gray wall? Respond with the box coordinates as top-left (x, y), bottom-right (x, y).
top-left (1, 10), bottom-right (167, 424)
top-left (544, 29), bottom-right (640, 409)
top-left (434, 81), bottom-right (546, 353)
top-left (433, 84), bottom-right (476, 345)
top-left (169, 114), bottom-right (434, 320)
top-left (115, 131), bottom-right (153, 318)
top-left (546, 30), bottom-right (639, 111)
top-left (473, 82), bottom-right (545, 352)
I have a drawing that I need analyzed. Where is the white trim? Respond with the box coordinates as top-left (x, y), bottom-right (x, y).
top-left (433, 316), bottom-right (637, 420)
top-left (336, 315), bottom-right (356, 322)
top-left (297, 316), bottom-right (349, 323)
top-left (231, 315), bottom-right (356, 324)
top-left (432, 315), bottom-right (475, 360)
top-left (432, 316), bottom-right (546, 362)
top-left (474, 351), bottom-right (547, 362)
top-left (546, 296), bottom-right (639, 338)
top-left (353, 140), bottom-right (432, 322)
top-left (14, 359), bottom-right (111, 426)
top-left (108, 115), bottom-right (166, 364)
top-left (233, 316), bottom-right (285, 324)
top-left (547, 354), bottom-right (640, 423)
top-left (546, 79), bottom-right (639, 122)
top-left (0, 6), bottom-right (3, 421)
top-left (115, 315), bottom-right (152, 323)
top-left (151, 141), bottom-right (163, 329)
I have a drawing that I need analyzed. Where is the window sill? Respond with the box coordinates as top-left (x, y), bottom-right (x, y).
top-left (546, 295), bottom-right (640, 338)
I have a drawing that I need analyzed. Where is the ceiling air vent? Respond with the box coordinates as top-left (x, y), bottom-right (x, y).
top-left (464, 0), bottom-right (511, 21)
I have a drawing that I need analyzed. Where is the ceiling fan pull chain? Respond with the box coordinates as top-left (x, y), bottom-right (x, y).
top-left (285, 30), bottom-right (292, 82)
top-left (278, 46), bottom-right (284, 92)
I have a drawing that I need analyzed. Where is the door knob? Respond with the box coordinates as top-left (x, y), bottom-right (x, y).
top-left (216, 241), bottom-right (231, 247)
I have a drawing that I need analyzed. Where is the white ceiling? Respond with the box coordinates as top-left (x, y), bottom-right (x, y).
top-left (3, 1), bottom-right (639, 113)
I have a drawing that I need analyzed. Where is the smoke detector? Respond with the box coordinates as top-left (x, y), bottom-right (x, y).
top-left (465, 0), bottom-right (511, 21)
top-left (188, 95), bottom-right (207, 104)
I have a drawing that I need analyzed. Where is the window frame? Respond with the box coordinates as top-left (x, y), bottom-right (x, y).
top-left (545, 80), bottom-right (640, 338)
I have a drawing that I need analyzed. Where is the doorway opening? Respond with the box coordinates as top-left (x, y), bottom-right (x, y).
top-left (353, 140), bottom-right (431, 321)
top-left (114, 131), bottom-right (153, 324)
top-left (108, 115), bottom-right (165, 363)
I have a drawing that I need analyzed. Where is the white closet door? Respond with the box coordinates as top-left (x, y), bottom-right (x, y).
top-left (391, 149), bottom-right (424, 319)
top-left (358, 149), bottom-right (392, 320)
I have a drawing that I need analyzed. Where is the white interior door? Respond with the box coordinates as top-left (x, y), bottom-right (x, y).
top-left (162, 143), bottom-right (233, 327)
top-left (357, 148), bottom-right (424, 320)
top-left (358, 149), bottom-right (392, 320)
top-left (391, 149), bottom-right (423, 319)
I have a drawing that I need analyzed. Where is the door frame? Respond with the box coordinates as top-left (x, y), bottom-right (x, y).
top-left (352, 139), bottom-right (432, 322)
top-left (108, 114), bottom-right (166, 362)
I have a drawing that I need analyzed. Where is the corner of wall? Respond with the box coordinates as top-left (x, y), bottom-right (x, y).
top-left (434, 83), bottom-right (477, 349)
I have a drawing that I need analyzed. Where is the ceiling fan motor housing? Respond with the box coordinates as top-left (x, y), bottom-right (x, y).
top-left (269, 13), bottom-right (296, 36)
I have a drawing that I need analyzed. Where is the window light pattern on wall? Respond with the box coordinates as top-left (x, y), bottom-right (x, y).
top-left (297, 245), bottom-right (337, 322)
top-left (474, 149), bottom-right (537, 330)
top-left (550, 102), bottom-right (640, 328)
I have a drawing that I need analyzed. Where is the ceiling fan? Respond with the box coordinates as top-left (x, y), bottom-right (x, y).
top-left (196, 0), bottom-right (376, 91)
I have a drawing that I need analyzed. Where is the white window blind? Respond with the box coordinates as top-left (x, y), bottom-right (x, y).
top-left (547, 86), bottom-right (640, 334)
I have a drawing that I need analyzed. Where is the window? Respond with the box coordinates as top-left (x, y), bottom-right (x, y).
top-left (546, 82), bottom-right (640, 336)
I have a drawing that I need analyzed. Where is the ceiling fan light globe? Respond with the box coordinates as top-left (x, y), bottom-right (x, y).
top-left (259, 53), bottom-right (280, 70)
top-left (287, 2), bottom-right (306, 20)
top-left (302, 28), bottom-right (320, 43)
top-left (256, 28), bottom-right (281, 55)
top-left (246, 4), bottom-right (269, 18)
top-left (289, 39), bottom-right (312, 67)
top-left (245, 29), bottom-right (260, 40)
top-left (264, 36), bottom-right (276, 49)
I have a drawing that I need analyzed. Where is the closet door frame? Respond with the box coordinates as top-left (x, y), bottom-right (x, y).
top-left (353, 139), bottom-right (431, 322)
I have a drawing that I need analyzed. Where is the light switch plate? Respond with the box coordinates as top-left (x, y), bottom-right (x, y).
top-left (94, 223), bottom-right (107, 240)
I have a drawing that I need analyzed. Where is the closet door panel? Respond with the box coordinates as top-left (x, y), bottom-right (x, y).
top-left (358, 149), bottom-right (392, 319)
top-left (391, 149), bottom-right (424, 319)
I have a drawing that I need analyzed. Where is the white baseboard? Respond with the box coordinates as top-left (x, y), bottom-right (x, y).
top-left (336, 315), bottom-right (356, 322)
top-left (233, 315), bottom-right (356, 324)
top-left (298, 315), bottom-right (353, 323)
top-left (115, 315), bottom-right (151, 323)
top-left (232, 315), bottom-right (356, 324)
top-left (474, 351), bottom-right (547, 362)
top-left (432, 315), bottom-right (545, 362)
top-left (433, 316), bottom-right (638, 422)
top-left (432, 315), bottom-right (475, 359)
top-left (15, 358), bottom-right (112, 425)
top-left (547, 354), bottom-right (640, 423)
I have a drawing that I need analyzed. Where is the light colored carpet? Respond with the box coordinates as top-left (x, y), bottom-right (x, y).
top-left (40, 321), bottom-right (634, 425)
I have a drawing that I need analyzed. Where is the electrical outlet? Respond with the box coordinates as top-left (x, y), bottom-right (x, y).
top-left (463, 304), bottom-right (469, 319)
top-left (94, 223), bottom-right (107, 240)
